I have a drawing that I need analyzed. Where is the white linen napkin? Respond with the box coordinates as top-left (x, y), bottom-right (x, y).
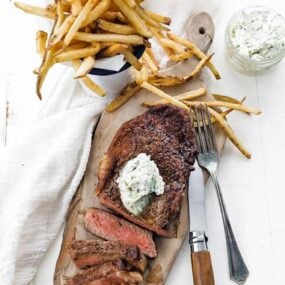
top-left (0, 66), bottom-right (115, 284)
top-left (0, 1), bottom-right (219, 284)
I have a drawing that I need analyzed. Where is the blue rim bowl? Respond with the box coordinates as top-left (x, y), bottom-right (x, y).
top-left (88, 45), bottom-right (146, 76)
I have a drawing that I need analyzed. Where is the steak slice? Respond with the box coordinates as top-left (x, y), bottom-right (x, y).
top-left (81, 271), bottom-right (143, 285)
top-left (67, 260), bottom-right (143, 285)
top-left (96, 105), bottom-right (198, 237)
top-left (69, 240), bottom-right (148, 272)
top-left (84, 208), bottom-right (156, 258)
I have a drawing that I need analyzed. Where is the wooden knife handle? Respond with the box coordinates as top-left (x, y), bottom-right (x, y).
top-left (191, 251), bottom-right (215, 285)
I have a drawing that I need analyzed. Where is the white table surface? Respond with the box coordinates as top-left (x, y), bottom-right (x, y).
top-left (2, 0), bottom-right (285, 284)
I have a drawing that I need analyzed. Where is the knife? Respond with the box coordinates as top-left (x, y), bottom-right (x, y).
top-left (189, 162), bottom-right (215, 285)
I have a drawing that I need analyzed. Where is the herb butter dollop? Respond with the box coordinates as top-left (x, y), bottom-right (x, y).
top-left (229, 7), bottom-right (285, 61)
top-left (117, 153), bottom-right (165, 216)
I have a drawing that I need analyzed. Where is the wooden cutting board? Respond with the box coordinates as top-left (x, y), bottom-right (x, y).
top-left (54, 12), bottom-right (226, 285)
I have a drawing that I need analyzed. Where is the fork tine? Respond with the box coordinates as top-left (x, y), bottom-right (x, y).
top-left (194, 105), bottom-right (206, 153)
top-left (193, 106), bottom-right (201, 152)
top-left (200, 104), bottom-right (212, 152)
top-left (190, 106), bottom-right (200, 152)
top-left (205, 105), bottom-right (218, 152)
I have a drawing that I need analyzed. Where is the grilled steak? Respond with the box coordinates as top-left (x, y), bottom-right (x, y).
top-left (80, 271), bottom-right (143, 285)
top-left (67, 260), bottom-right (143, 285)
top-left (85, 208), bottom-right (156, 258)
top-left (96, 105), bottom-right (198, 237)
top-left (69, 240), bottom-right (148, 272)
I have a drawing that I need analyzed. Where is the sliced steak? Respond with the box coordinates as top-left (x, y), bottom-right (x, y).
top-left (84, 208), bottom-right (156, 258)
top-left (84, 271), bottom-right (143, 285)
top-left (96, 105), bottom-right (198, 237)
top-left (67, 260), bottom-right (143, 285)
top-left (69, 240), bottom-right (148, 272)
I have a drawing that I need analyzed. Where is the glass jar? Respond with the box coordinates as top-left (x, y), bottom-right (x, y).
top-left (225, 6), bottom-right (285, 75)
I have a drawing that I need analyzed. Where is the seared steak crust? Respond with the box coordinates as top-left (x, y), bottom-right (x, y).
top-left (69, 240), bottom-right (147, 272)
top-left (67, 260), bottom-right (143, 285)
top-left (96, 105), bottom-right (198, 237)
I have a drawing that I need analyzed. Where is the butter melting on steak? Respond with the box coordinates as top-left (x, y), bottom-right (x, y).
top-left (69, 240), bottom-right (148, 272)
top-left (96, 105), bottom-right (198, 237)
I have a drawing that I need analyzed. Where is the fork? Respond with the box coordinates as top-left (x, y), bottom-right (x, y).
top-left (193, 105), bottom-right (249, 284)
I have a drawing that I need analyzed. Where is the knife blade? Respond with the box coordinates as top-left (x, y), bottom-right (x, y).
top-left (188, 161), bottom-right (215, 285)
top-left (189, 161), bottom-right (206, 233)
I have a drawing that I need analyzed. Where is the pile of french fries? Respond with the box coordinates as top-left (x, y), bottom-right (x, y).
top-left (14, 0), bottom-right (261, 158)
top-left (14, 0), bottom-right (221, 99)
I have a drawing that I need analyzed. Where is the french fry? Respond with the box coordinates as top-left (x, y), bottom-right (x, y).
top-left (193, 97), bottom-right (247, 127)
top-left (148, 53), bottom-right (212, 85)
top-left (64, 0), bottom-right (99, 46)
top-left (60, 41), bottom-right (89, 52)
top-left (148, 54), bottom-right (213, 85)
top-left (218, 97), bottom-right (246, 119)
top-left (36, 19), bottom-right (60, 99)
top-left (71, 0), bottom-right (82, 16)
top-left (14, 2), bottom-right (56, 19)
top-left (100, 43), bottom-right (128, 57)
top-left (99, 42), bottom-right (115, 49)
top-left (121, 49), bottom-right (142, 70)
top-left (123, 0), bottom-right (137, 8)
top-left (100, 11), bottom-right (127, 23)
top-left (144, 9), bottom-right (171, 25)
top-left (73, 56), bottom-right (95, 78)
top-left (168, 50), bottom-right (193, 61)
top-left (72, 59), bottom-right (106, 96)
top-left (107, 82), bottom-right (141, 112)
top-left (175, 88), bottom-right (207, 101)
top-left (150, 28), bottom-right (173, 58)
top-left (142, 52), bottom-right (158, 74)
top-left (146, 47), bottom-right (158, 66)
top-left (36, 31), bottom-right (48, 57)
top-left (140, 66), bottom-right (149, 83)
top-left (141, 82), bottom-right (189, 112)
top-left (167, 33), bottom-right (221, 79)
top-left (133, 65), bottom-right (148, 84)
top-left (49, 15), bottom-right (76, 47)
top-left (97, 19), bottom-right (137, 35)
top-left (159, 38), bottom-right (185, 53)
top-left (130, 3), bottom-right (170, 31)
top-left (55, 0), bottom-right (65, 29)
top-left (36, 57), bottom-right (52, 98)
top-left (212, 94), bottom-right (243, 105)
top-left (55, 44), bottom-right (100, 62)
top-left (143, 87), bottom-right (206, 106)
top-left (184, 53), bottom-right (213, 80)
top-left (37, 43), bottom-right (61, 99)
top-left (208, 107), bottom-right (251, 159)
top-left (73, 32), bottom-right (145, 45)
top-left (64, 0), bottom-right (78, 3)
top-left (113, 0), bottom-right (152, 38)
top-left (184, 100), bottom-right (261, 115)
top-left (81, 0), bottom-right (112, 27)
top-left (148, 75), bottom-right (185, 86)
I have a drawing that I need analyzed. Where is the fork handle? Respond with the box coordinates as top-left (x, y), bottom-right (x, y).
top-left (209, 171), bottom-right (249, 284)
top-left (191, 251), bottom-right (215, 285)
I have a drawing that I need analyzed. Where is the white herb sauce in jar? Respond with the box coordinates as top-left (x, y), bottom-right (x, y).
top-left (225, 6), bottom-right (285, 74)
